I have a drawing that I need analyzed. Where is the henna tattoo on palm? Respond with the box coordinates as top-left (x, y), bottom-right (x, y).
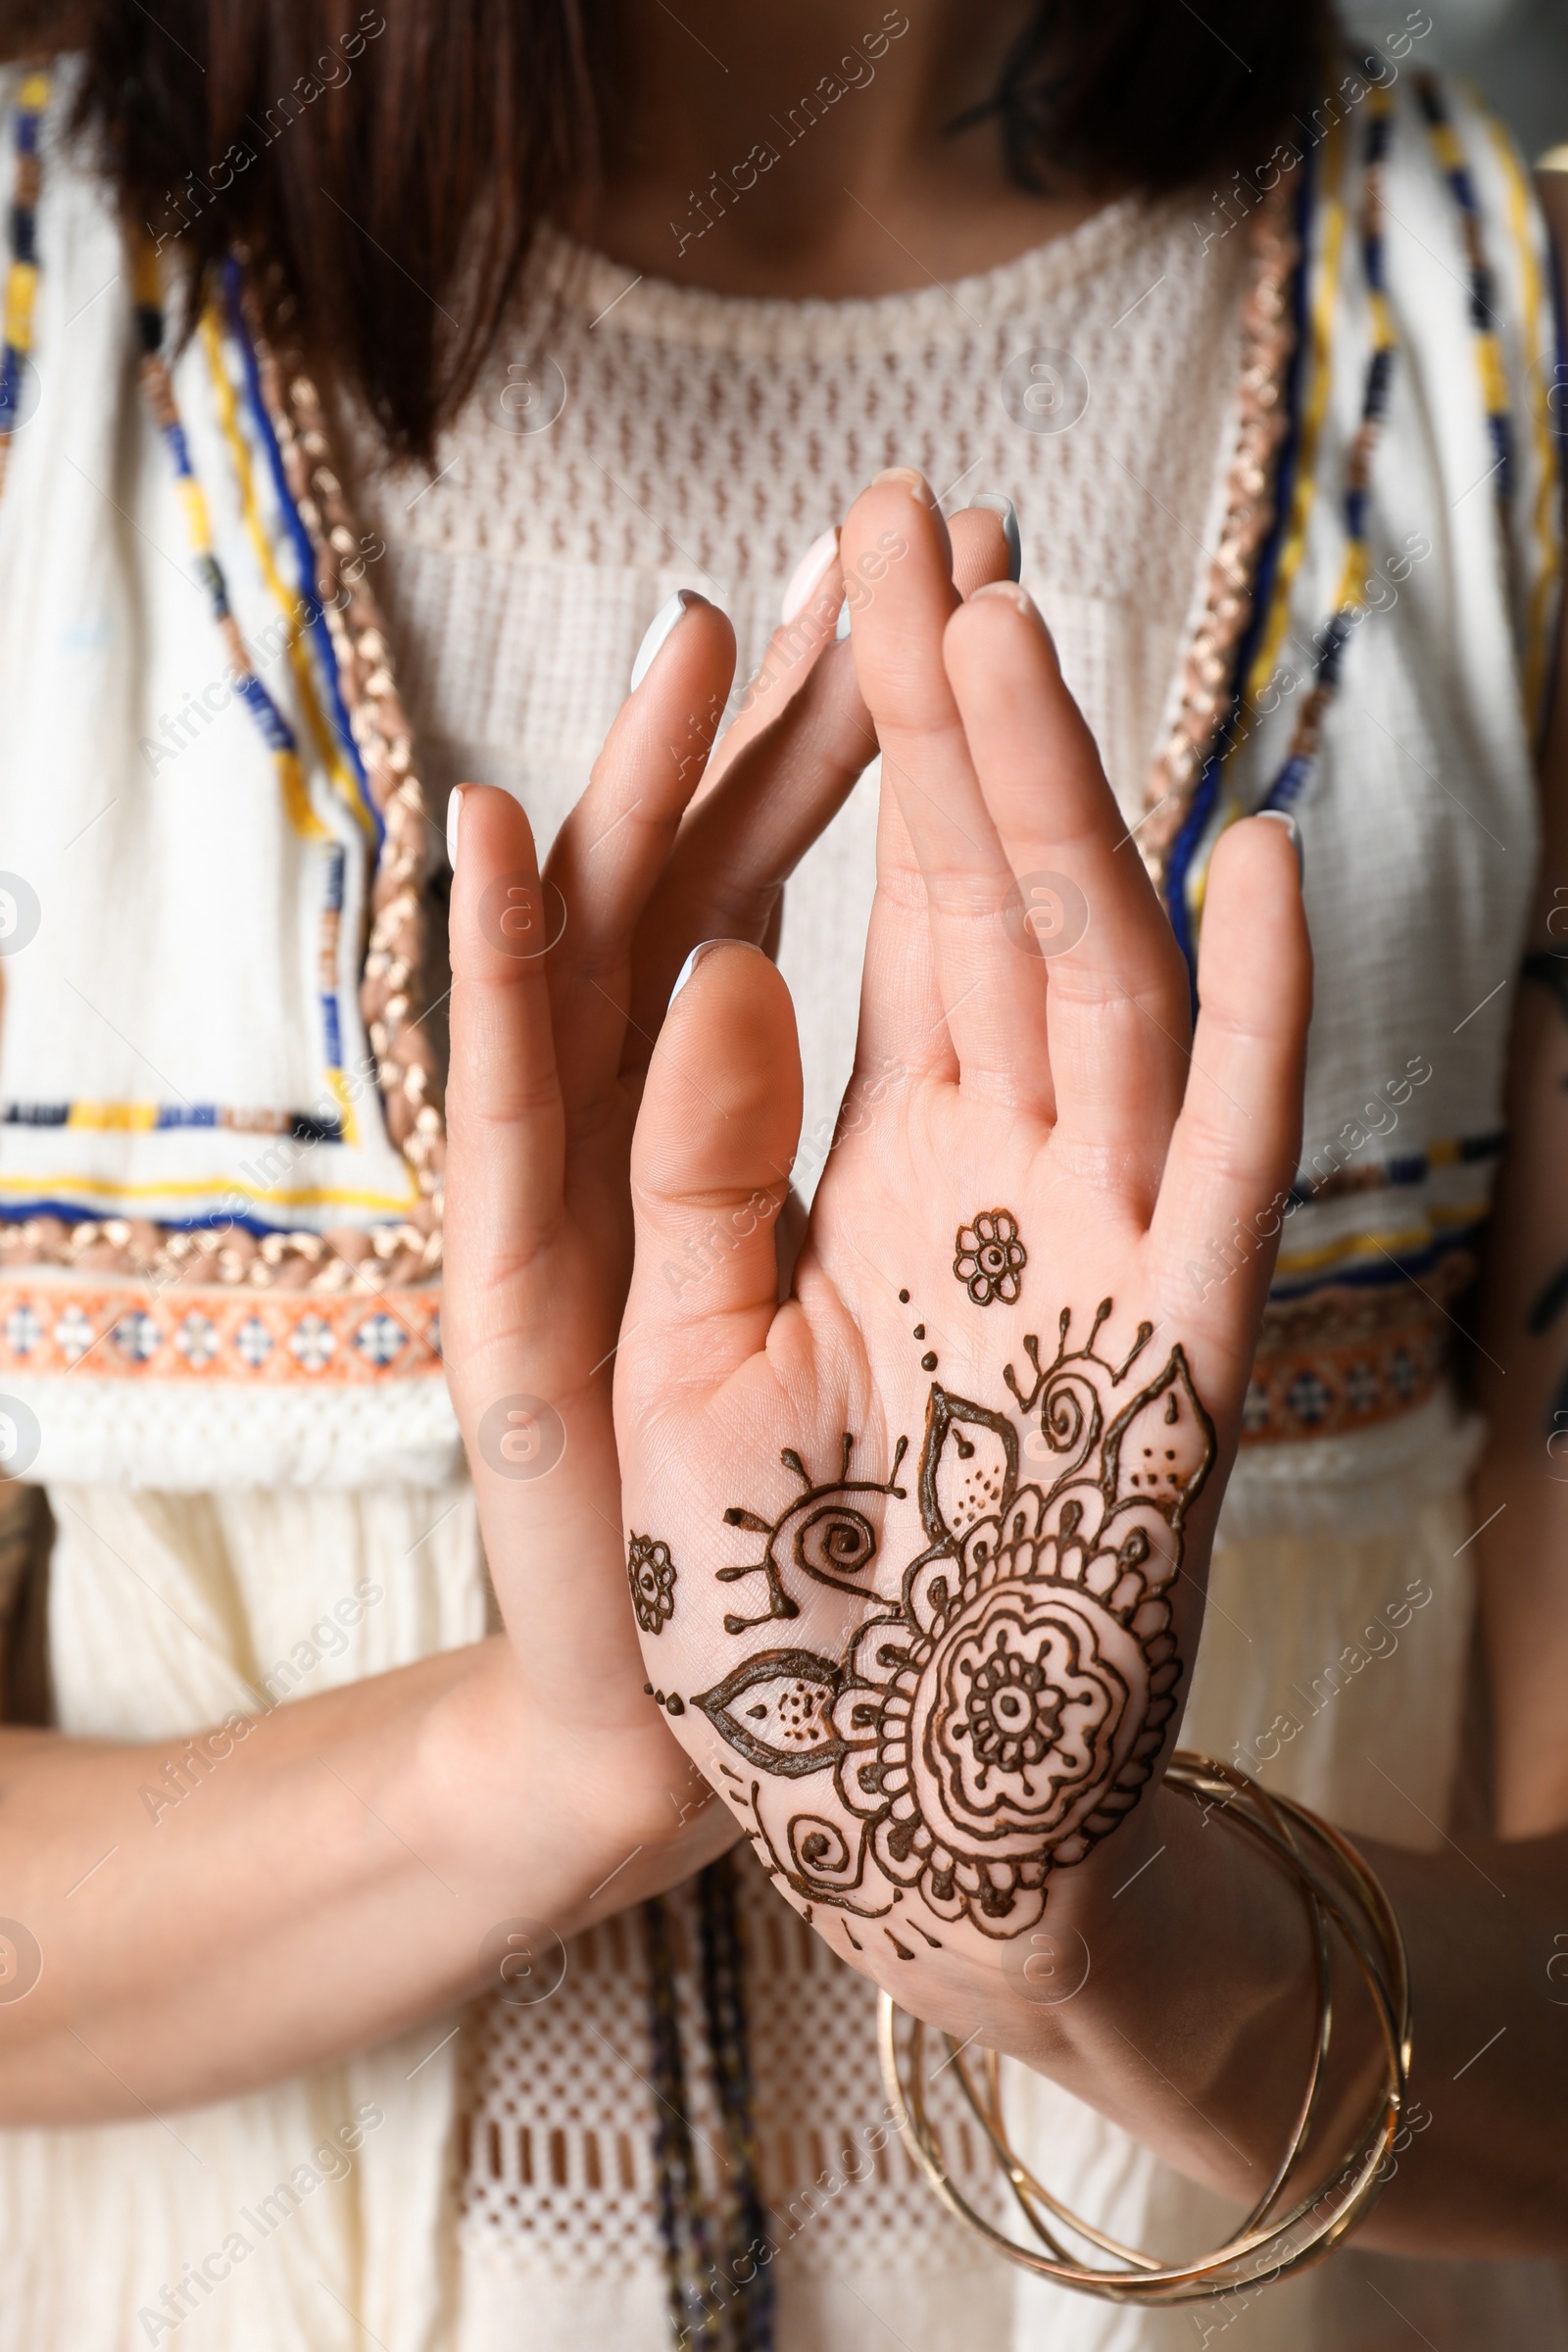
top-left (714, 1432), bottom-right (909, 1634)
top-left (691, 1298), bottom-right (1216, 1941)
top-left (628, 1532), bottom-right (678, 1634)
top-left (954, 1208), bottom-right (1027, 1304)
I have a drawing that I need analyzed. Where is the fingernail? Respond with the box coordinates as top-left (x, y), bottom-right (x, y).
top-left (966, 493), bottom-right (1022, 583)
top-left (835, 597), bottom-right (852, 642)
top-left (1256, 808), bottom-right (1304, 878)
top-left (969, 580), bottom-right (1043, 624)
top-left (781, 527), bottom-right (839, 624)
top-left (870, 466), bottom-right (951, 566)
top-left (446, 785), bottom-right (465, 873)
top-left (630, 590), bottom-right (698, 693)
top-left (667, 938), bottom-right (728, 1011)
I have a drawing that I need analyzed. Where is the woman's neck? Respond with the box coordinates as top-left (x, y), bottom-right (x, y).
top-left (583, 2), bottom-right (1109, 297)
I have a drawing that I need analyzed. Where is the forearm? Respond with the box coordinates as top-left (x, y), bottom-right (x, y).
top-left (0, 1636), bottom-right (726, 2121)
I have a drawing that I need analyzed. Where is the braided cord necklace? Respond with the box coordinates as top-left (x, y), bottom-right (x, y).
top-left (643, 1857), bottom-right (773, 2350)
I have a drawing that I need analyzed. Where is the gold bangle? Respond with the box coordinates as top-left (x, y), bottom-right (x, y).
top-left (878, 1751), bottom-right (1411, 2303)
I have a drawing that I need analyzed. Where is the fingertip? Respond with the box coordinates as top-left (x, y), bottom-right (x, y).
top-left (448, 785), bottom-right (545, 977)
top-left (1200, 814), bottom-right (1313, 1025)
top-left (963, 492), bottom-right (1022, 582)
top-left (1253, 807), bottom-right (1304, 880)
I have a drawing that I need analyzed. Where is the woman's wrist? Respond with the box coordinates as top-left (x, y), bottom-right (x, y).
top-left (402, 1635), bottom-right (738, 1941)
top-left (967, 1779), bottom-right (1378, 2201)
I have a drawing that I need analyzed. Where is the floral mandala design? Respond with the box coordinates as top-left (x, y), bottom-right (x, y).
top-left (954, 1208), bottom-right (1027, 1305)
top-left (696, 1299), bottom-right (1217, 1937)
top-left (627, 1532), bottom-right (677, 1635)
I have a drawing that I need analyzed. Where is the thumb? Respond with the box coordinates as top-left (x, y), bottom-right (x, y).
top-left (621, 943), bottom-right (803, 1412)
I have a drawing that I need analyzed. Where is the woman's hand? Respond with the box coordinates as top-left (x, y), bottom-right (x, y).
top-left (612, 471), bottom-right (1312, 2100)
top-left (442, 504), bottom-right (1016, 1920)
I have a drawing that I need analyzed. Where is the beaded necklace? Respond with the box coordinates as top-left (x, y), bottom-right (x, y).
top-left (0, 63), bottom-right (46, 500)
top-left (642, 1858), bottom-right (773, 2351)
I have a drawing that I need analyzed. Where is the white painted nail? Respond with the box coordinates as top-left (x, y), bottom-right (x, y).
top-left (781, 527), bottom-right (840, 624)
top-left (967, 493), bottom-right (1022, 583)
top-left (446, 785), bottom-right (464, 873)
top-left (1256, 808), bottom-right (1304, 877)
top-left (630, 590), bottom-right (697, 693)
top-left (835, 597), bottom-right (852, 642)
top-left (667, 938), bottom-right (728, 1011)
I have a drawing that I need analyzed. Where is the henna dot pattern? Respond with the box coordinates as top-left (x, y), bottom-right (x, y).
top-left (955, 1208), bottom-right (1027, 1305)
top-left (627, 1532), bottom-right (677, 1635)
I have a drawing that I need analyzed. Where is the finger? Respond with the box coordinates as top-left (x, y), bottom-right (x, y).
top-left (944, 584), bottom-right (1192, 1202)
top-left (625, 632), bottom-right (877, 1050)
top-left (621, 944), bottom-right (801, 1408)
top-left (949, 501), bottom-right (1014, 598)
top-left (444, 786), bottom-right (641, 1672)
top-left (545, 593), bottom-right (736, 1130)
top-left (445, 784), bottom-right (564, 1340)
top-left (841, 469), bottom-right (1053, 1110)
top-left (1150, 815), bottom-right (1312, 1370)
top-left (850, 503), bottom-right (1018, 1085)
top-left (705, 499), bottom-right (1011, 813)
top-left (705, 532), bottom-right (846, 789)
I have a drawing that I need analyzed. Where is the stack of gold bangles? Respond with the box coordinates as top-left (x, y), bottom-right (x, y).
top-left (879, 1753), bottom-right (1411, 2304)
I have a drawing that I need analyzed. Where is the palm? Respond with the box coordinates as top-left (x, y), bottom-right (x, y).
top-left (616, 473), bottom-right (1309, 2002)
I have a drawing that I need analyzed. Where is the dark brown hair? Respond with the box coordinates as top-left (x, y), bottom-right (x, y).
top-left (50, 0), bottom-right (1335, 460)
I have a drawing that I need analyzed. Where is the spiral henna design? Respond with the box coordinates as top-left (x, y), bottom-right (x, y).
top-left (691, 1299), bottom-right (1215, 1941)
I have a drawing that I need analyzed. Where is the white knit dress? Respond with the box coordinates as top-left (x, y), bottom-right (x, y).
top-left (1, 59), bottom-right (1564, 2352)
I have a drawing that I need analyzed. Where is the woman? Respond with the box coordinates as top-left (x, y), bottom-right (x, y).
top-left (0, 3), bottom-right (1565, 2348)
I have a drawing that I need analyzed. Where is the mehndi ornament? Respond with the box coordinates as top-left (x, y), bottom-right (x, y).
top-left (688, 1296), bottom-right (1409, 2299)
top-left (697, 1301), bottom-right (1212, 1941)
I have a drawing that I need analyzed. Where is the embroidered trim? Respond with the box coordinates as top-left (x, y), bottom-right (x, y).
top-left (1272, 1209), bottom-right (1488, 1296)
top-left (1260, 81), bottom-right (1398, 816)
top-left (0, 1274), bottom-right (442, 1384)
top-left (1287, 1126), bottom-right (1502, 1208)
top-left (1, 1209), bottom-right (438, 1293)
top-left (238, 267), bottom-right (448, 1214)
top-left (1139, 171), bottom-right (1302, 891)
top-left (4, 1103), bottom-right (346, 1139)
top-left (0, 64), bottom-right (45, 500)
top-left (0, 92), bottom-right (444, 1285)
top-left (1416, 74), bottom-right (1514, 506)
top-left (1484, 114), bottom-right (1564, 739)
top-left (1242, 1258), bottom-right (1472, 1444)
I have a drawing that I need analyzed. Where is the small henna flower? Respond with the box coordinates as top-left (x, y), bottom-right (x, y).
top-left (627, 1532), bottom-right (677, 1634)
top-left (954, 1208), bottom-right (1027, 1305)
